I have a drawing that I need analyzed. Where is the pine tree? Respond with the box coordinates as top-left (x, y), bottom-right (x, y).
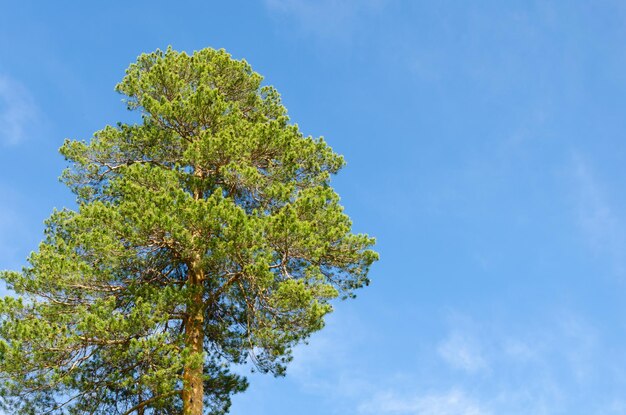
top-left (0, 47), bottom-right (377, 415)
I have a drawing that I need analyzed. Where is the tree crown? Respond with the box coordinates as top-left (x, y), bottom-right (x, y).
top-left (0, 47), bottom-right (377, 415)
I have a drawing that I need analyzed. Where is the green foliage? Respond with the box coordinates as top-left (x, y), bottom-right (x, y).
top-left (0, 47), bottom-right (377, 414)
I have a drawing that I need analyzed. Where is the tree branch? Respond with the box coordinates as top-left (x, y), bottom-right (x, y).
top-left (121, 390), bottom-right (182, 415)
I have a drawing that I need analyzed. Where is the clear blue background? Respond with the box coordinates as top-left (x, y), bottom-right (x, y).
top-left (2, 1), bottom-right (626, 414)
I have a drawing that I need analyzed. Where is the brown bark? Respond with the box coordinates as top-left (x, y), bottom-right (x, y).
top-left (182, 168), bottom-right (206, 415)
top-left (182, 261), bottom-right (204, 415)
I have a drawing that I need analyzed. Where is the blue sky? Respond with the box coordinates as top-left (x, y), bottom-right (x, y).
top-left (2, 1), bottom-right (626, 414)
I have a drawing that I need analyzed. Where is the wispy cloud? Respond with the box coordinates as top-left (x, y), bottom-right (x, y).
top-left (264, 0), bottom-right (387, 40)
top-left (570, 153), bottom-right (626, 274)
top-left (557, 311), bottom-right (598, 383)
top-left (0, 200), bottom-right (27, 273)
top-left (430, 311), bottom-right (605, 414)
top-left (437, 330), bottom-right (488, 373)
top-left (359, 389), bottom-right (491, 415)
top-left (287, 310), bottom-right (372, 399)
top-left (0, 75), bottom-right (38, 146)
top-left (257, 306), bottom-right (617, 415)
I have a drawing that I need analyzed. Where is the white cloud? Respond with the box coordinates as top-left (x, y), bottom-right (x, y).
top-left (437, 331), bottom-right (488, 373)
top-left (0, 182), bottom-right (35, 276)
top-left (359, 390), bottom-right (491, 415)
top-left (245, 305), bottom-right (619, 415)
top-left (264, 0), bottom-right (387, 39)
top-left (572, 155), bottom-right (615, 244)
top-left (557, 311), bottom-right (598, 382)
top-left (0, 75), bottom-right (38, 146)
top-left (410, 311), bottom-right (603, 415)
top-left (287, 310), bottom-right (372, 399)
top-left (600, 399), bottom-right (626, 415)
top-left (570, 153), bottom-right (626, 274)
top-left (0, 204), bottom-right (26, 272)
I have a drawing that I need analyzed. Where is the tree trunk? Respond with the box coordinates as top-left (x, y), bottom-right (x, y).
top-left (182, 263), bottom-right (204, 415)
top-left (183, 170), bottom-right (206, 415)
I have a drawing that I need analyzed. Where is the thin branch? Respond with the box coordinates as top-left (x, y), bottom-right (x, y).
top-left (121, 390), bottom-right (182, 415)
